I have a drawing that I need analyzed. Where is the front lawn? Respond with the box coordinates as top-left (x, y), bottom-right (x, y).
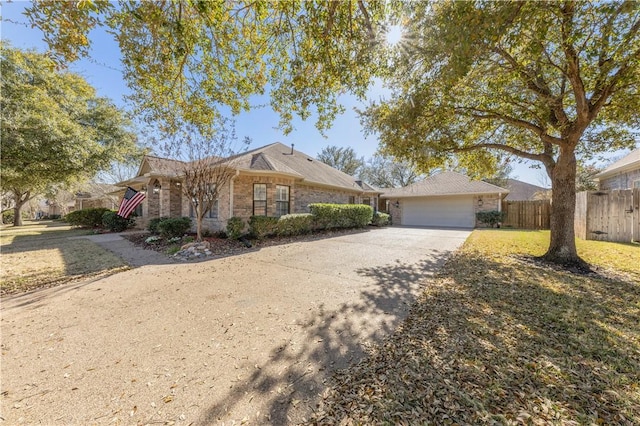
top-left (0, 221), bottom-right (129, 295)
top-left (310, 229), bottom-right (640, 424)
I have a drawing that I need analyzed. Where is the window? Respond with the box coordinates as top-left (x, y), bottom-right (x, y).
top-left (134, 203), bottom-right (143, 217)
top-left (189, 199), bottom-right (218, 218)
top-left (634, 180), bottom-right (640, 189)
top-left (362, 197), bottom-right (371, 206)
top-left (348, 196), bottom-right (355, 204)
top-left (253, 184), bottom-right (267, 216)
top-left (275, 185), bottom-right (290, 216)
top-left (208, 200), bottom-right (219, 218)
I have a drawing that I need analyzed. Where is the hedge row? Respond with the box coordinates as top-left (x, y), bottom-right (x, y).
top-left (309, 203), bottom-right (373, 230)
top-left (64, 208), bottom-right (135, 231)
top-left (147, 216), bottom-right (192, 238)
top-left (225, 204), bottom-right (377, 240)
top-left (65, 208), bottom-right (112, 227)
top-left (246, 213), bottom-right (315, 239)
top-left (476, 211), bottom-right (506, 228)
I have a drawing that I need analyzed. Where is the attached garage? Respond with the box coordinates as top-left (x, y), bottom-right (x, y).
top-left (381, 171), bottom-right (509, 229)
top-left (402, 195), bottom-right (475, 228)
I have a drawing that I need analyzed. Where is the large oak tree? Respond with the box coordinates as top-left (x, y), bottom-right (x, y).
top-left (362, 1), bottom-right (639, 265)
top-left (0, 44), bottom-right (138, 226)
top-left (25, 1), bottom-right (640, 265)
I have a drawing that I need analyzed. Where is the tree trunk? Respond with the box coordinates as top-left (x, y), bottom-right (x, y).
top-left (196, 206), bottom-right (203, 242)
top-left (542, 146), bottom-right (587, 268)
top-left (12, 191), bottom-right (29, 227)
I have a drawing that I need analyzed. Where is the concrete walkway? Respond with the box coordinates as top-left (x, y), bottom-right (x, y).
top-left (70, 232), bottom-right (177, 266)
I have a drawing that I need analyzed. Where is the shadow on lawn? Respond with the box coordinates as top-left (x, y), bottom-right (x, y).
top-left (309, 251), bottom-right (640, 424)
top-left (196, 252), bottom-right (451, 425)
top-left (0, 221), bottom-right (134, 296)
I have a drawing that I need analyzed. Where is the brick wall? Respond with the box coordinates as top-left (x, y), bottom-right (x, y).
top-left (233, 175), bottom-right (297, 219)
top-left (183, 180), bottom-right (233, 233)
top-left (473, 194), bottom-right (502, 227)
top-left (147, 179), bottom-right (161, 219)
top-left (387, 199), bottom-right (402, 225)
top-left (294, 185), bottom-right (357, 212)
top-left (169, 181), bottom-right (182, 217)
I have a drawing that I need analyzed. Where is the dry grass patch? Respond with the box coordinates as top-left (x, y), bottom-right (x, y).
top-left (309, 230), bottom-right (640, 425)
top-left (1, 221), bottom-right (129, 295)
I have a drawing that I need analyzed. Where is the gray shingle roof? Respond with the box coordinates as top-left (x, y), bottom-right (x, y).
top-left (138, 143), bottom-right (377, 193)
top-left (231, 142), bottom-right (373, 191)
top-left (381, 171), bottom-right (508, 198)
top-left (141, 155), bottom-right (186, 177)
top-left (595, 148), bottom-right (640, 179)
top-left (503, 179), bottom-right (548, 201)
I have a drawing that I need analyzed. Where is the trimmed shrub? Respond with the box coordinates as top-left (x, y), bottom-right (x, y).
top-left (277, 213), bottom-right (314, 236)
top-left (157, 217), bottom-right (191, 239)
top-left (371, 212), bottom-right (391, 227)
top-left (45, 214), bottom-right (62, 220)
top-left (309, 203), bottom-right (374, 229)
top-left (65, 207), bottom-right (111, 228)
top-left (248, 216), bottom-right (279, 239)
top-left (102, 210), bottom-right (135, 232)
top-left (147, 216), bottom-right (170, 234)
top-left (476, 211), bottom-right (506, 228)
top-left (226, 217), bottom-right (245, 239)
top-left (2, 210), bottom-right (14, 224)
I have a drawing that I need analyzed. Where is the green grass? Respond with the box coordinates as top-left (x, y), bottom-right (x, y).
top-left (311, 229), bottom-right (640, 425)
top-left (1, 220), bottom-right (129, 295)
top-left (466, 229), bottom-right (640, 279)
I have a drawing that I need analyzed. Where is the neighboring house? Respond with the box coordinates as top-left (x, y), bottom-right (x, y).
top-left (502, 179), bottom-right (550, 201)
top-left (115, 142), bottom-right (381, 231)
top-left (380, 171), bottom-right (509, 228)
top-left (74, 183), bottom-right (120, 211)
top-left (595, 148), bottom-right (640, 190)
top-left (44, 199), bottom-right (76, 217)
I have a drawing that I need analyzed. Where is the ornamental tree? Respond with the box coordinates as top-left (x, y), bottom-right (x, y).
top-left (178, 119), bottom-right (249, 242)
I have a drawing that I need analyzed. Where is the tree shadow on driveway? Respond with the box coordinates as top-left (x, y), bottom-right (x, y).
top-left (306, 251), bottom-right (640, 424)
top-left (197, 252), bottom-right (451, 425)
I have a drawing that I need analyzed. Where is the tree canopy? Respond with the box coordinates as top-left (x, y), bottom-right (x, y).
top-left (25, 0), bottom-right (385, 137)
top-left (0, 43), bottom-right (138, 225)
top-left (316, 145), bottom-right (365, 176)
top-left (359, 153), bottom-right (422, 188)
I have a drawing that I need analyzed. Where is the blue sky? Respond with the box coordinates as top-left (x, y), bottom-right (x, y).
top-left (5, 1), bottom-right (629, 187)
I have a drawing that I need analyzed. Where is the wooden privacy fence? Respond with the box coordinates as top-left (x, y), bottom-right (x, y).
top-left (501, 200), bottom-right (551, 229)
top-left (575, 188), bottom-right (640, 243)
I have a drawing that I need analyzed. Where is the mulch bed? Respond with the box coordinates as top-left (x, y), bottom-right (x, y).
top-left (122, 227), bottom-right (369, 260)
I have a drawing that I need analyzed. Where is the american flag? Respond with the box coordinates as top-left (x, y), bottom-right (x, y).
top-left (117, 187), bottom-right (145, 218)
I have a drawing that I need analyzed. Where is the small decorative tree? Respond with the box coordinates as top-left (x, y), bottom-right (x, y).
top-left (178, 119), bottom-right (249, 241)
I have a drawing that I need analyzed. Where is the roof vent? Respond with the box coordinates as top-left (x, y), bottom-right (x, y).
top-left (307, 158), bottom-right (313, 162)
top-left (290, 143), bottom-right (295, 155)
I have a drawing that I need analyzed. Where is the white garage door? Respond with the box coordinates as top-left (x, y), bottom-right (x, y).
top-left (402, 196), bottom-right (475, 228)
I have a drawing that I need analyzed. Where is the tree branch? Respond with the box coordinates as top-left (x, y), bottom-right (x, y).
top-left (451, 143), bottom-right (549, 164)
top-left (457, 107), bottom-right (563, 146)
top-left (560, 2), bottom-right (589, 124)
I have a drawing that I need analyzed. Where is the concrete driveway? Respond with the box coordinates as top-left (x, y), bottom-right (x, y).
top-left (1, 227), bottom-right (470, 425)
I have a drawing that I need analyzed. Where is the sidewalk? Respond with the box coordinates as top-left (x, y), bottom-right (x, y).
top-left (69, 232), bottom-right (176, 266)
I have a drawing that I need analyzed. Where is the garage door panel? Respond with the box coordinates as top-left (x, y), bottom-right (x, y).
top-left (402, 196), bottom-right (474, 228)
